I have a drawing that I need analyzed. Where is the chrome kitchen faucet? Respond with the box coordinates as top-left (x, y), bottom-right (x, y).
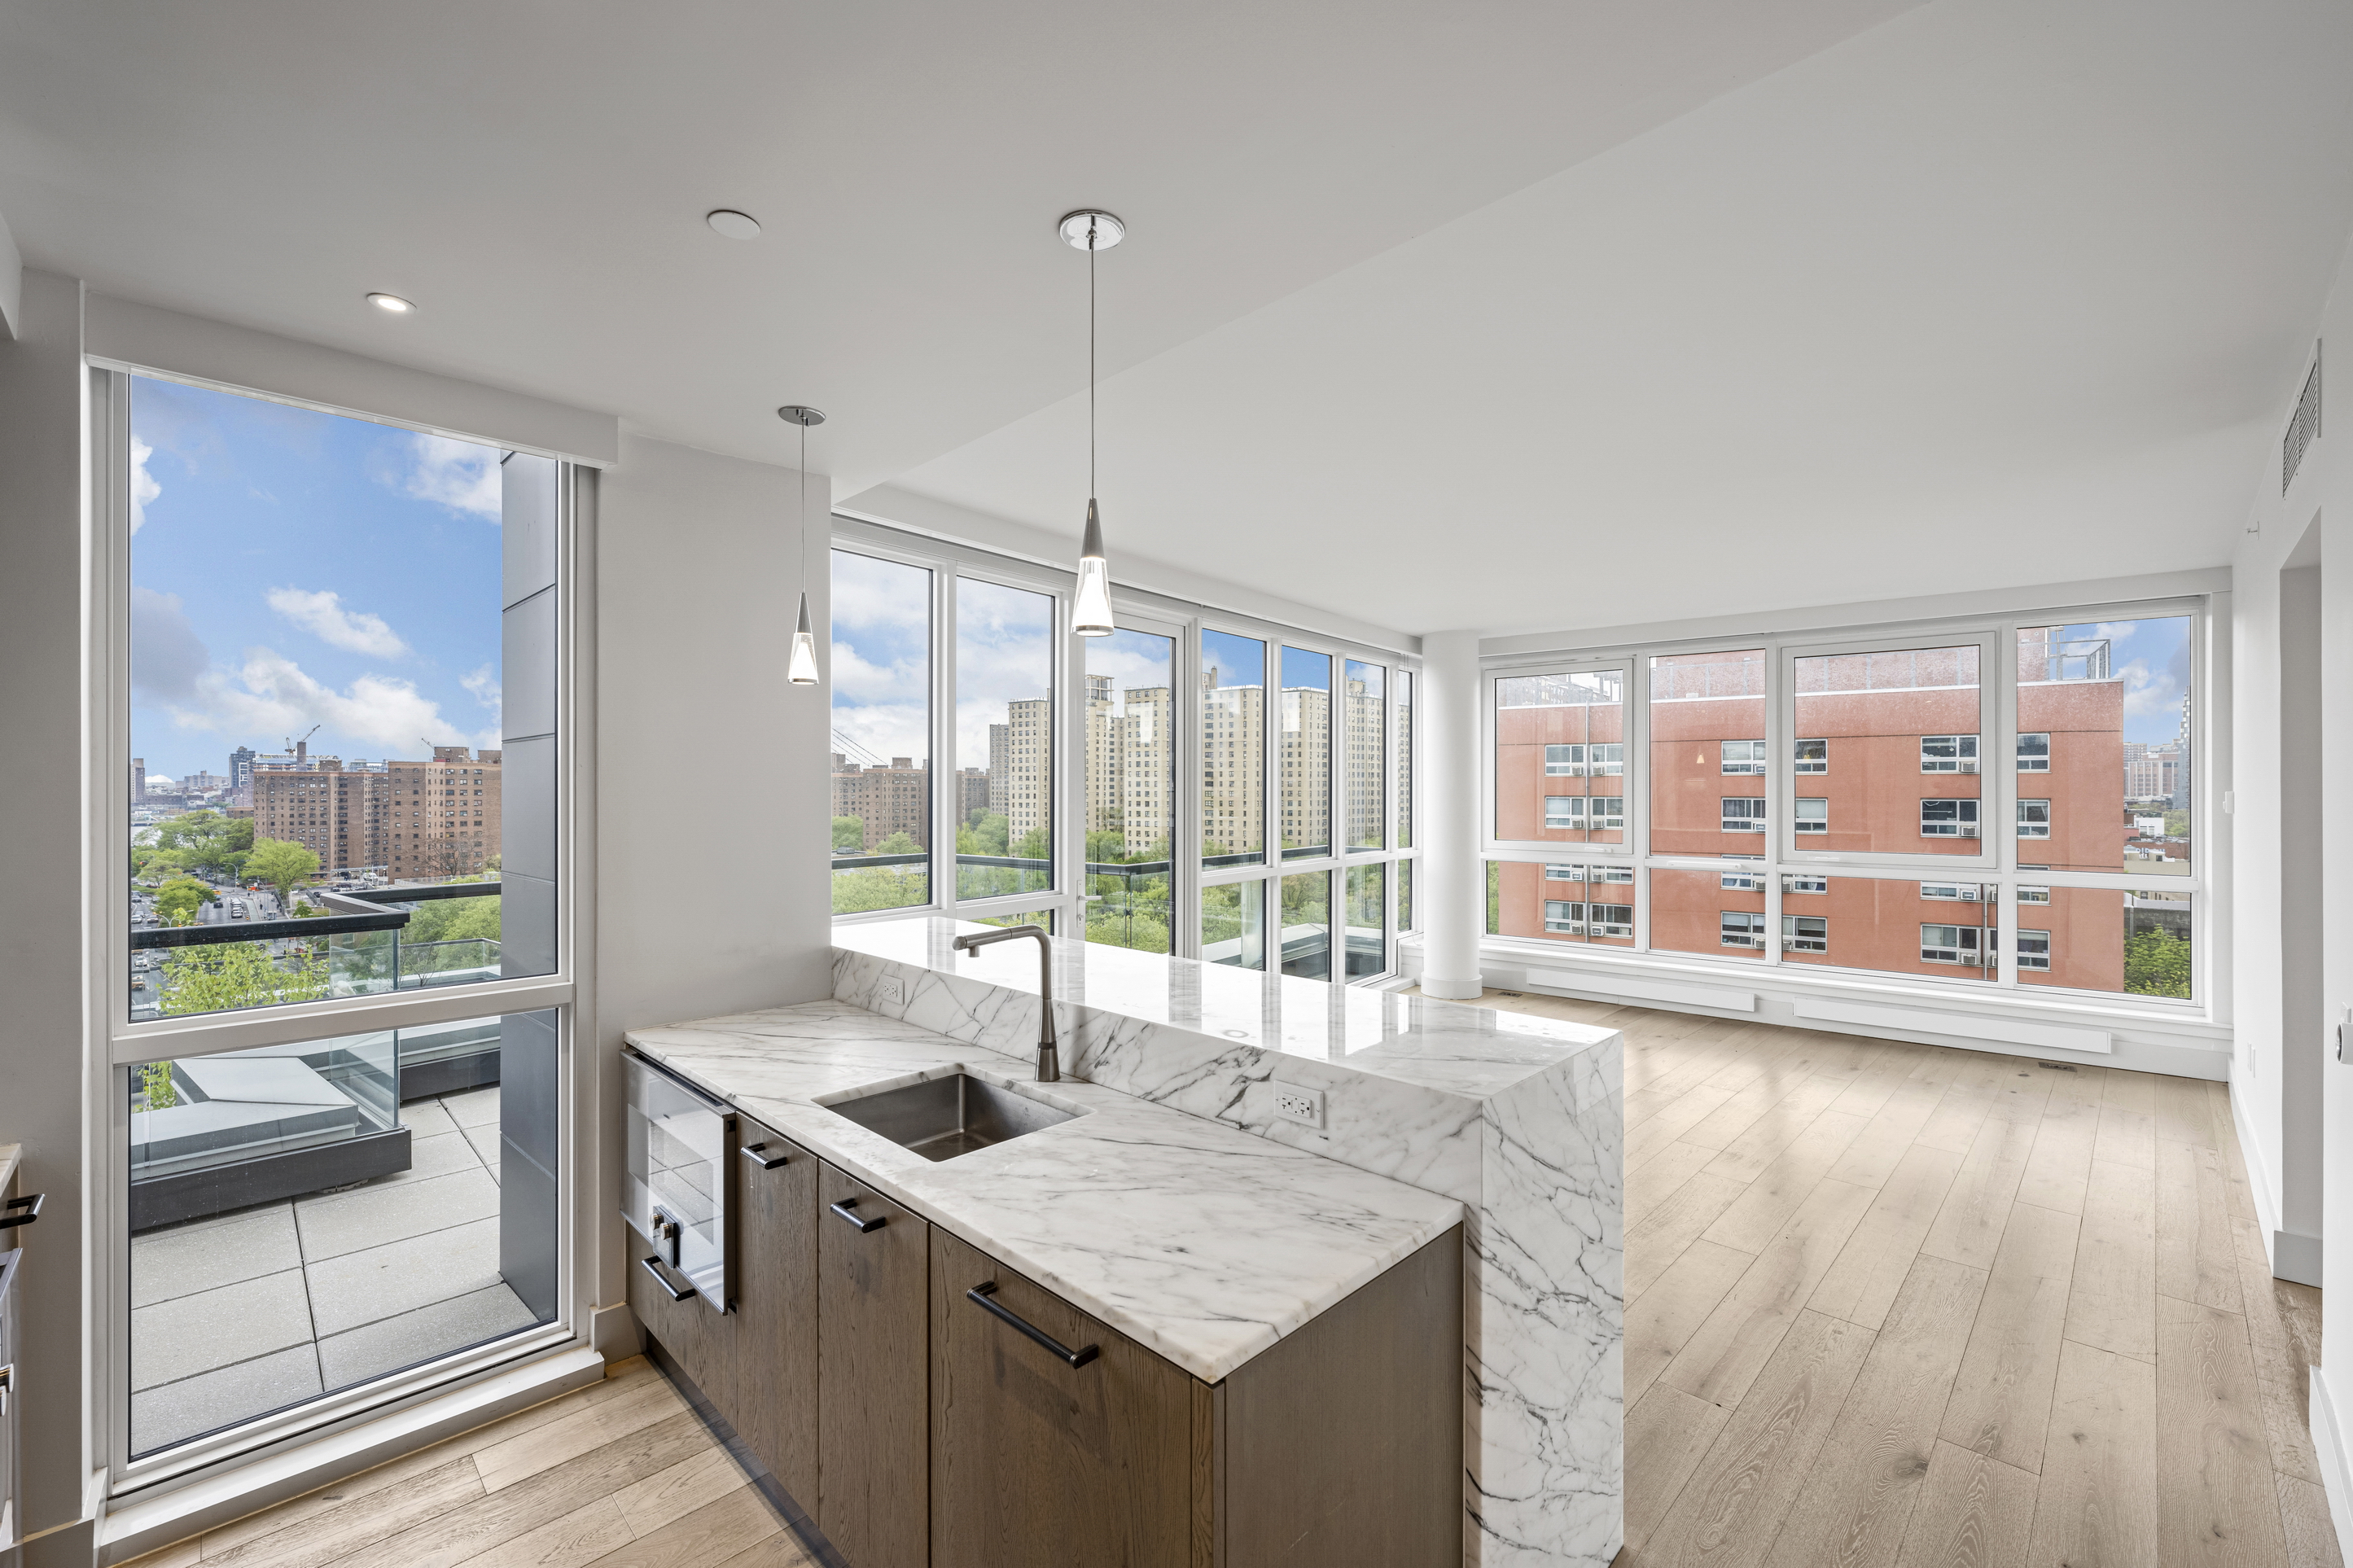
top-left (949, 924), bottom-right (1060, 1082)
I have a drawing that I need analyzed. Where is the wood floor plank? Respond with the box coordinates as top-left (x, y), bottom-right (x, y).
top-left (1810, 1143), bottom-right (1968, 1332)
top-left (2027, 1338), bottom-right (2158, 1568)
top-left (2278, 1475), bottom-right (2346, 1568)
top-left (706, 1531), bottom-right (817, 1568)
top-left (578, 1488), bottom-right (778, 1568)
top-left (611, 1449), bottom-right (746, 1539)
top-left (1701, 1110), bottom-right (1871, 1252)
top-left (1660, 1178), bottom-right (1877, 1408)
top-left (329, 1414), bottom-right (716, 1568)
top-left (1763, 1254), bottom-right (1989, 1568)
top-left (201, 1460), bottom-right (486, 1568)
top-left (1705, 1097), bottom-right (1867, 1189)
top-left (1680, 1072), bottom-right (1846, 1155)
top-left (2092, 1074), bottom-right (2158, 1172)
top-left (1624, 1385), bottom-right (1733, 1556)
top-left (445, 1498), bottom-right (633, 1568)
top-left (201, 1442), bottom-right (488, 1561)
top-left (2154, 1075), bottom-right (2221, 1150)
top-left (2155, 1141), bottom-right (2245, 1315)
top-left (473, 1379), bottom-right (690, 1493)
top-left (1824, 1083), bottom-right (1949, 1191)
top-left (2156, 1294), bottom-right (2289, 1567)
top-left (1628, 1140), bottom-right (1721, 1224)
top-left (2064, 1158), bottom-right (2158, 1363)
top-left (1938, 1200), bottom-right (2079, 1474)
top-left (1627, 1082), bottom-right (1737, 1144)
top-left (1641, 1311), bottom-right (1876, 1568)
top-left (1628, 1174), bottom-right (1751, 1302)
top-left (1627, 1240), bottom-right (1759, 1408)
top-left (1913, 1081), bottom-right (2000, 1160)
top-left (2013, 1093), bottom-right (2100, 1217)
top-left (1893, 1441), bottom-right (2037, 1568)
top-left (1920, 1114), bottom-right (2040, 1272)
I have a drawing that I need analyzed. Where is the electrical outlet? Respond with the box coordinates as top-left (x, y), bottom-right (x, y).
top-left (877, 975), bottom-right (907, 1006)
top-left (1273, 1084), bottom-right (1325, 1128)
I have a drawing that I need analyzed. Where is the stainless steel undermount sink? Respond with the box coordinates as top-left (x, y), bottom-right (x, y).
top-left (822, 1073), bottom-right (1084, 1162)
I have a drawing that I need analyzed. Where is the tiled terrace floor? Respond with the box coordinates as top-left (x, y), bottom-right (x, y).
top-left (131, 1085), bottom-right (536, 1454)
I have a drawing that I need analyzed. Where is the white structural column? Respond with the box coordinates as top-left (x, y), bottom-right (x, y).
top-left (1422, 630), bottom-right (1485, 1000)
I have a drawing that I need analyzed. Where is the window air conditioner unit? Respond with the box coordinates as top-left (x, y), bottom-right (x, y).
top-left (1960, 952), bottom-right (1982, 966)
top-left (1961, 761), bottom-right (1979, 774)
top-left (1959, 826), bottom-right (1978, 838)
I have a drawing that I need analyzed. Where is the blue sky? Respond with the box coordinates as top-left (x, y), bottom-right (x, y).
top-left (130, 376), bottom-right (506, 784)
top-left (2054, 615), bottom-right (2191, 747)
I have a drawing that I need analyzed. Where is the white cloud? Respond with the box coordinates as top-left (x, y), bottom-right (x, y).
top-left (265, 587), bottom-right (410, 657)
top-left (130, 436), bottom-right (162, 532)
top-left (401, 433), bottom-right (502, 520)
top-left (2118, 656), bottom-right (2182, 720)
top-left (461, 665), bottom-right (502, 719)
top-left (149, 643), bottom-right (481, 758)
top-left (132, 588), bottom-right (212, 704)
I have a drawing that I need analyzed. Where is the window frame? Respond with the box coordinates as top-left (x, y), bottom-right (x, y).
top-left (1484, 657), bottom-right (1637, 857)
top-left (830, 519), bottom-right (1420, 984)
top-left (1475, 591), bottom-right (2213, 1019)
top-left (92, 365), bottom-right (591, 1491)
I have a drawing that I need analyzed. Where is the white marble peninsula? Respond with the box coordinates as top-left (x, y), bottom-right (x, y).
top-left (831, 917), bottom-right (1625, 1568)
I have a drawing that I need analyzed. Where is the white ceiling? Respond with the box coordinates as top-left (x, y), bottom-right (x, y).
top-left (6, 0), bottom-right (2350, 637)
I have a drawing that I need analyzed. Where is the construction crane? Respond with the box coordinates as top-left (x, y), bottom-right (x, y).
top-left (284, 724), bottom-right (320, 751)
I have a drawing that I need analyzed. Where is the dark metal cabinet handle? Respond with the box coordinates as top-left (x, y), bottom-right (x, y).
top-left (639, 1255), bottom-right (693, 1301)
top-left (740, 1143), bottom-right (789, 1171)
top-left (830, 1197), bottom-right (886, 1233)
top-left (966, 1281), bottom-right (1100, 1369)
top-left (0, 1193), bottom-right (42, 1230)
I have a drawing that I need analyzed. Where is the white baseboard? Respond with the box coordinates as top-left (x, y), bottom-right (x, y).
top-left (2311, 1369), bottom-right (2353, 1557)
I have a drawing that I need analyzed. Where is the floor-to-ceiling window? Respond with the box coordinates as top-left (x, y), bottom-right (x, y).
top-left (1483, 602), bottom-right (2203, 1010)
top-left (112, 371), bottom-right (572, 1470)
top-left (828, 521), bottom-right (1418, 982)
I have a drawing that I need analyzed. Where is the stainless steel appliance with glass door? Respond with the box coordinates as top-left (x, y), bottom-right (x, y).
top-left (622, 1051), bottom-right (734, 1310)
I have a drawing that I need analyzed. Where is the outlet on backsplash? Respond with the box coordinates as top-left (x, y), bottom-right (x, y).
top-left (1273, 1083), bottom-right (1325, 1128)
top-left (878, 975), bottom-right (907, 1005)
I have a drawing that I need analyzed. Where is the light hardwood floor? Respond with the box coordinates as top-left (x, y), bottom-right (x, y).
top-left (126, 1358), bottom-right (815, 1568)
top-left (1447, 987), bottom-right (2338, 1568)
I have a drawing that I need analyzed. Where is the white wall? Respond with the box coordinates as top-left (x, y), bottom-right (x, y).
top-left (589, 433), bottom-right (835, 1315)
top-left (0, 270), bottom-right (96, 1566)
top-left (2228, 227), bottom-right (2353, 1540)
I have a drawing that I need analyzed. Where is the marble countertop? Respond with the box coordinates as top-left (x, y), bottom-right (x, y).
top-left (624, 999), bottom-right (1465, 1384)
top-left (835, 915), bottom-right (1616, 1099)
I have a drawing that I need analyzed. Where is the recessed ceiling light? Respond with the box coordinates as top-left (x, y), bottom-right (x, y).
top-left (366, 292), bottom-right (415, 313)
top-left (706, 209), bottom-right (761, 240)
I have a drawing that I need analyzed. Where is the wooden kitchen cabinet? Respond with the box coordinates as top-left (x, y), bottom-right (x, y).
top-left (930, 1225), bottom-right (1461, 1568)
top-left (734, 1116), bottom-right (819, 1508)
top-left (817, 1160), bottom-right (931, 1568)
top-left (930, 1229), bottom-right (1200, 1568)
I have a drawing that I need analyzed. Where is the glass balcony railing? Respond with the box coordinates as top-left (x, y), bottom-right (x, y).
top-left (129, 882), bottom-right (506, 1022)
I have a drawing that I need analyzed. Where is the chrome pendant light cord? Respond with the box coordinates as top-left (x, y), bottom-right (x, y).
top-left (1089, 217), bottom-right (1098, 500)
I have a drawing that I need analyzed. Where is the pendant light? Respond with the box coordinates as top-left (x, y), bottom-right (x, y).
top-left (1060, 209), bottom-right (1124, 637)
top-left (778, 404), bottom-right (826, 685)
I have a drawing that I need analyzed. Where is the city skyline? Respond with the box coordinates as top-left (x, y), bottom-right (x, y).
top-left (129, 375), bottom-right (507, 782)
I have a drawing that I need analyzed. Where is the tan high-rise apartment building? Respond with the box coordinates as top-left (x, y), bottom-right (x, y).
top-left (1278, 684), bottom-right (1330, 852)
top-left (256, 745), bottom-right (502, 880)
top-left (1201, 672), bottom-right (1265, 860)
top-left (1085, 674), bottom-right (1175, 858)
top-left (831, 755), bottom-right (931, 851)
top-left (992, 697), bottom-right (1053, 846)
top-left (1343, 673), bottom-right (1386, 848)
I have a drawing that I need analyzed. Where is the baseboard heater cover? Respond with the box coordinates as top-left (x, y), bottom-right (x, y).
top-left (1521, 968), bottom-right (1757, 1014)
top-left (1792, 997), bottom-right (2111, 1055)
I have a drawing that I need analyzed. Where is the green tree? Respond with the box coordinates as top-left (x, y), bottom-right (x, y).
top-left (956, 812), bottom-right (1010, 857)
top-left (245, 837), bottom-right (321, 907)
top-left (874, 830), bottom-right (924, 856)
top-left (2123, 926), bottom-right (2192, 999)
top-left (152, 811), bottom-right (255, 878)
top-left (158, 939), bottom-right (327, 1015)
top-left (832, 817), bottom-right (867, 852)
top-left (405, 895), bottom-right (502, 944)
top-left (1013, 826), bottom-right (1051, 862)
top-left (830, 865), bottom-right (931, 915)
top-left (155, 875), bottom-right (218, 926)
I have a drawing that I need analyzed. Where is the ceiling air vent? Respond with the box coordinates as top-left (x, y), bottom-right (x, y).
top-left (2284, 344), bottom-right (2321, 493)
